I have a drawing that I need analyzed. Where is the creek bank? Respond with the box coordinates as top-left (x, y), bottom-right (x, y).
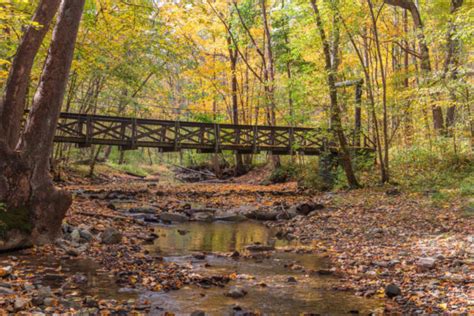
top-left (261, 189), bottom-right (473, 314)
top-left (139, 182), bottom-right (472, 314)
top-left (3, 179), bottom-right (470, 314)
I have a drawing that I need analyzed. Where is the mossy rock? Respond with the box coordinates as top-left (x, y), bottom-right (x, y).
top-left (0, 204), bottom-right (33, 240)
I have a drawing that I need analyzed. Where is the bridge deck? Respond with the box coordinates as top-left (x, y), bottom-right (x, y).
top-left (54, 112), bottom-right (372, 155)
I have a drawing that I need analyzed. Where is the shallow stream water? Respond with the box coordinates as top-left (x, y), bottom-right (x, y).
top-left (143, 221), bottom-right (383, 315)
top-left (2, 221), bottom-right (383, 315)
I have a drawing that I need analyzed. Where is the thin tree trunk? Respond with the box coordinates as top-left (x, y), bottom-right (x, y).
top-left (226, 23), bottom-right (245, 176)
top-left (444, 0), bottom-right (464, 130)
top-left (402, 9), bottom-right (413, 146)
top-left (88, 145), bottom-right (103, 177)
top-left (384, 0), bottom-right (444, 131)
top-left (310, 0), bottom-right (359, 188)
top-left (354, 81), bottom-right (362, 147)
top-left (260, 0), bottom-right (280, 168)
top-left (340, 12), bottom-right (387, 182)
top-left (368, 0), bottom-right (390, 183)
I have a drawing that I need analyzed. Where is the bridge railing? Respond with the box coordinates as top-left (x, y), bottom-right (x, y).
top-left (54, 112), bottom-right (372, 155)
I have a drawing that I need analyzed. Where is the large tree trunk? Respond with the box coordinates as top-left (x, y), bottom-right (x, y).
top-left (0, 0), bottom-right (85, 251)
top-left (310, 0), bottom-right (360, 188)
top-left (0, 0), bottom-right (61, 149)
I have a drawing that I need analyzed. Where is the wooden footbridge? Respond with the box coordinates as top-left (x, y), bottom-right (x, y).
top-left (54, 112), bottom-right (372, 155)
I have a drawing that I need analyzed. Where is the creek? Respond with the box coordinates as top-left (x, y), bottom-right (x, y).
top-left (142, 221), bottom-right (383, 315)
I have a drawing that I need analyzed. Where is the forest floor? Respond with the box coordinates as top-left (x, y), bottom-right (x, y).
top-left (0, 166), bottom-right (472, 314)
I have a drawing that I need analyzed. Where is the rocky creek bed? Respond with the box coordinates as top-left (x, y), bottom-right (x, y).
top-left (0, 179), bottom-right (471, 314)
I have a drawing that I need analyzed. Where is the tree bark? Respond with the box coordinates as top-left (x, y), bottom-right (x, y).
top-left (354, 81), bottom-right (362, 147)
top-left (368, 0), bottom-right (390, 183)
top-left (383, 0), bottom-right (444, 131)
top-left (310, 0), bottom-right (360, 189)
top-left (402, 9), bottom-right (413, 145)
top-left (444, 0), bottom-right (463, 129)
top-left (226, 26), bottom-right (245, 176)
top-left (0, 0), bottom-right (85, 251)
top-left (260, 0), bottom-right (280, 168)
top-left (0, 0), bottom-right (61, 149)
top-left (341, 17), bottom-right (387, 184)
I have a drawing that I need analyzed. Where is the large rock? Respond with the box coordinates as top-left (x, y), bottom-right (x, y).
top-left (416, 257), bottom-right (436, 270)
top-left (227, 206), bottom-right (258, 216)
top-left (225, 286), bottom-right (247, 298)
top-left (129, 213), bottom-right (160, 223)
top-left (14, 297), bottom-right (28, 311)
top-left (287, 276), bottom-right (297, 283)
top-left (215, 213), bottom-right (247, 222)
top-left (0, 286), bottom-right (14, 294)
top-left (37, 286), bottom-right (52, 299)
top-left (191, 212), bottom-right (214, 222)
top-left (79, 229), bottom-right (94, 241)
top-left (0, 266), bottom-right (12, 278)
top-left (100, 228), bottom-right (123, 245)
top-left (245, 244), bottom-right (275, 252)
top-left (159, 212), bottom-right (189, 223)
top-left (62, 223), bottom-right (73, 234)
top-left (385, 284), bottom-right (401, 298)
top-left (70, 229), bottom-right (81, 243)
top-left (129, 207), bottom-right (158, 214)
top-left (185, 208), bottom-right (218, 217)
top-left (295, 202), bottom-right (324, 216)
top-left (245, 208), bottom-right (279, 221)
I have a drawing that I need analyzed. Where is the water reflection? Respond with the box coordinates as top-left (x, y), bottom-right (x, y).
top-left (146, 221), bottom-right (383, 315)
top-left (151, 221), bottom-right (292, 256)
top-left (0, 254), bottom-right (134, 300)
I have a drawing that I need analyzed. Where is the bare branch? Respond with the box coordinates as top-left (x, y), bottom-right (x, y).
top-left (206, 0), bottom-right (264, 83)
top-left (232, 0), bottom-right (266, 61)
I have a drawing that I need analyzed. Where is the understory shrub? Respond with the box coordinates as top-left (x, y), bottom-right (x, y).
top-left (390, 144), bottom-right (473, 204)
top-left (269, 164), bottom-right (299, 183)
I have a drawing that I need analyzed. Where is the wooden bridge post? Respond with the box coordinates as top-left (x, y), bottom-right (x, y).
top-left (235, 126), bottom-right (241, 146)
top-left (131, 118), bottom-right (137, 149)
top-left (199, 126), bottom-right (205, 145)
top-left (252, 126), bottom-right (258, 153)
top-left (289, 127), bottom-right (294, 156)
top-left (160, 125), bottom-right (167, 143)
top-left (77, 117), bottom-right (84, 138)
top-left (214, 123), bottom-right (220, 153)
top-left (82, 116), bottom-right (92, 148)
top-left (174, 121), bottom-right (180, 151)
top-left (119, 120), bottom-right (127, 151)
